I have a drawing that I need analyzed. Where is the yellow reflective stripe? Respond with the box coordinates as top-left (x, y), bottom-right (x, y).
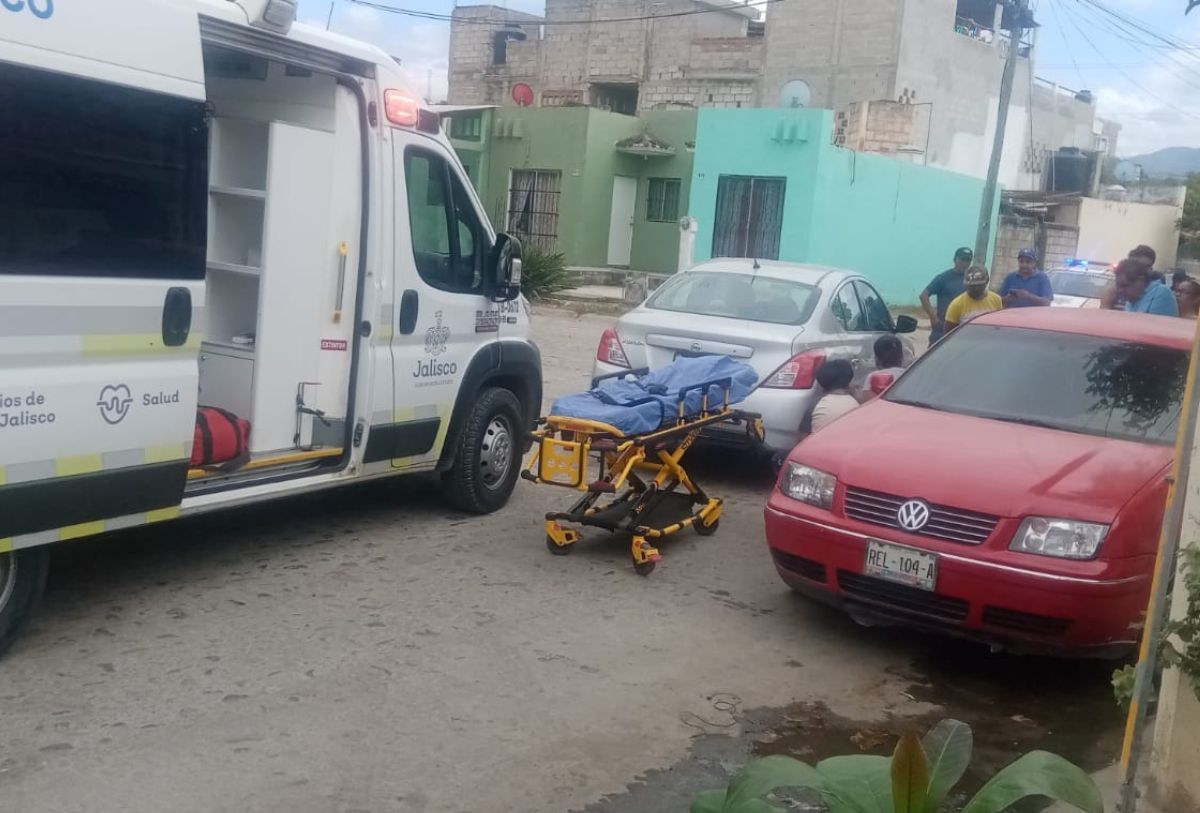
top-left (0, 466), bottom-right (6, 486)
top-left (60, 520), bottom-right (106, 541)
top-left (56, 454), bottom-right (104, 477)
top-left (81, 334), bottom-right (202, 355)
top-left (0, 539), bottom-right (11, 554)
top-left (146, 444), bottom-right (188, 464)
top-left (146, 507), bottom-right (181, 524)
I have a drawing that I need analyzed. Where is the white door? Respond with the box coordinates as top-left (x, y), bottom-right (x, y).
top-left (607, 176), bottom-right (637, 267)
top-left (0, 59), bottom-right (207, 545)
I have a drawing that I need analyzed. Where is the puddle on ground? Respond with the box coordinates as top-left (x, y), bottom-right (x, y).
top-left (752, 638), bottom-right (1124, 811)
top-left (583, 637), bottom-right (1126, 813)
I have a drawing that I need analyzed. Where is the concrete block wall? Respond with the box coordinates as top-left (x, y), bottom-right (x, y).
top-left (1043, 223), bottom-right (1079, 268)
top-left (448, 5), bottom-right (545, 104)
top-left (835, 100), bottom-right (918, 153)
top-left (760, 0), bottom-right (900, 110)
top-left (992, 215), bottom-right (1038, 283)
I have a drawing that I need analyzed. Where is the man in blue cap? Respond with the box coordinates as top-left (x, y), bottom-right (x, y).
top-left (999, 248), bottom-right (1054, 307)
top-left (920, 247), bottom-right (973, 344)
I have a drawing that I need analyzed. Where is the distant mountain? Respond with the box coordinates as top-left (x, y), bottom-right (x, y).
top-left (1120, 147), bottom-right (1200, 178)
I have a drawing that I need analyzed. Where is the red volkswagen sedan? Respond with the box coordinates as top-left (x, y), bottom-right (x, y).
top-left (765, 308), bottom-right (1192, 656)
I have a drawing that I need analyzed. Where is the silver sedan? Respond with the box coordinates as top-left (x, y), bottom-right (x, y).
top-left (592, 259), bottom-right (918, 455)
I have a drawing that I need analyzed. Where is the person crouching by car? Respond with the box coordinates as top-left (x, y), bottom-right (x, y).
top-left (862, 335), bottom-right (907, 401)
top-left (810, 359), bottom-right (860, 432)
top-left (944, 266), bottom-right (1003, 333)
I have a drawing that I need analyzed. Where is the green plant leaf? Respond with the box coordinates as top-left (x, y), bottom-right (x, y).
top-left (816, 755), bottom-right (893, 813)
top-left (961, 751), bottom-right (1103, 813)
top-left (891, 734), bottom-right (930, 813)
top-left (922, 719), bottom-right (973, 813)
top-left (692, 789), bottom-right (727, 813)
top-left (721, 755), bottom-right (827, 813)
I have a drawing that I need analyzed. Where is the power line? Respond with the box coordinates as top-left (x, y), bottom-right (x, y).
top-left (1066, 0), bottom-right (1200, 94)
top-left (346, 0), bottom-right (783, 26)
top-left (1079, 0), bottom-right (1200, 55)
top-left (1047, 0), bottom-right (1087, 88)
top-left (1052, 0), bottom-right (1200, 122)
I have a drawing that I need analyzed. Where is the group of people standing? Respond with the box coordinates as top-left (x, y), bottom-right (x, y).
top-left (807, 243), bottom-right (1197, 434)
top-left (920, 244), bottom-right (1199, 344)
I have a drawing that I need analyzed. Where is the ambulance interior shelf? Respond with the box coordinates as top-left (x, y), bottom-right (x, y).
top-left (195, 53), bottom-right (359, 466)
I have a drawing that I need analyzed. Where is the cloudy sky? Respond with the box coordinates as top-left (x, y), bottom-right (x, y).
top-left (297, 0), bottom-right (1200, 157)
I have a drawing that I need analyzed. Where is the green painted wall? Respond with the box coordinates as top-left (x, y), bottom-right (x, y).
top-left (630, 111), bottom-right (697, 274)
top-left (689, 108), bottom-right (998, 305)
top-left (462, 107), bottom-right (696, 274)
top-left (446, 108), bottom-right (494, 203)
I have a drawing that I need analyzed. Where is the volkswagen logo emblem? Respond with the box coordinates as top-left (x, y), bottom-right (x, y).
top-left (690, 342), bottom-right (703, 353)
top-left (896, 499), bottom-right (930, 532)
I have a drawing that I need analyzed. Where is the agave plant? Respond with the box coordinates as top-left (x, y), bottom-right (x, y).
top-left (691, 719), bottom-right (1103, 813)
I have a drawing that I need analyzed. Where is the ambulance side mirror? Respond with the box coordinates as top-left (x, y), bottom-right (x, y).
top-left (490, 233), bottom-right (523, 303)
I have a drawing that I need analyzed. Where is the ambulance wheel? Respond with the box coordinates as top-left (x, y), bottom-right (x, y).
top-left (443, 387), bottom-right (523, 515)
top-left (0, 546), bottom-right (50, 658)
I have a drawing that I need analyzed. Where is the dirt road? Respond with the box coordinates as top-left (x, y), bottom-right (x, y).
top-left (0, 307), bottom-right (1119, 813)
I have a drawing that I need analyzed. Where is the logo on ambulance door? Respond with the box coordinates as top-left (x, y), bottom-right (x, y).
top-left (97, 384), bottom-right (134, 425)
top-left (424, 311), bottom-right (450, 357)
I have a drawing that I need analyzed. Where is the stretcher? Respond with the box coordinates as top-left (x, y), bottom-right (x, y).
top-left (521, 356), bottom-right (763, 575)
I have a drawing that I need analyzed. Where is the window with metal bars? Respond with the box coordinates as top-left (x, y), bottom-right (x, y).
top-left (646, 178), bottom-right (681, 223)
top-left (506, 169), bottom-right (561, 252)
top-left (711, 175), bottom-right (786, 261)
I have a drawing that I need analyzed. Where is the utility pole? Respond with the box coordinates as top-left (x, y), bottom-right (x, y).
top-left (974, 0), bottom-right (1028, 265)
top-left (326, 0), bottom-right (336, 30)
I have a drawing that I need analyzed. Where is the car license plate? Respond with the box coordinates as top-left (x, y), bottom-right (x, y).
top-left (864, 540), bottom-right (938, 591)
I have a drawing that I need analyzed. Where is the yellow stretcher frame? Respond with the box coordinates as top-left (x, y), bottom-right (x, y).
top-left (521, 381), bottom-right (763, 575)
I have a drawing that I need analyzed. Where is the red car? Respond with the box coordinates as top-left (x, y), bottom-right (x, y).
top-left (765, 308), bottom-right (1192, 656)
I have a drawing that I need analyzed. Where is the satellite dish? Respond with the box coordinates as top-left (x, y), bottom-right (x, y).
top-left (512, 83), bottom-right (535, 107)
top-left (778, 79), bottom-right (811, 109)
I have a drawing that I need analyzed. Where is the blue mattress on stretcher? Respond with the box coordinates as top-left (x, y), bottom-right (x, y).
top-left (550, 355), bottom-right (759, 435)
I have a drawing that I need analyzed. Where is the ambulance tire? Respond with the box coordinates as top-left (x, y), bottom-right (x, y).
top-left (0, 546), bottom-right (50, 658)
top-left (442, 387), bottom-right (523, 515)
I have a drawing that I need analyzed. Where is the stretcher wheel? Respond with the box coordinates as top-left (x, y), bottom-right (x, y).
top-left (633, 559), bottom-right (657, 576)
top-left (695, 517), bottom-right (720, 536)
top-left (546, 535), bottom-right (573, 555)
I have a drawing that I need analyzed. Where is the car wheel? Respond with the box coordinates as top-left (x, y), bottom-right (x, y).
top-left (442, 387), bottom-right (524, 515)
top-left (0, 546), bottom-right (50, 657)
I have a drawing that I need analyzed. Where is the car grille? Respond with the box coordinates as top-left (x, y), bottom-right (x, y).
top-left (837, 571), bottom-right (969, 622)
top-left (983, 606), bottom-right (1072, 637)
top-left (772, 550), bottom-right (827, 583)
top-left (843, 486), bottom-right (999, 545)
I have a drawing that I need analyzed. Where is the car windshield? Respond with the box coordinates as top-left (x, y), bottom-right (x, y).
top-left (646, 271), bottom-right (818, 325)
top-left (885, 324), bottom-right (1187, 445)
top-left (1048, 270), bottom-right (1110, 299)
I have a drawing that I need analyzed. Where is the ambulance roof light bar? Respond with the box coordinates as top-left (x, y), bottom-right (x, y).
top-left (384, 89), bottom-right (441, 134)
top-left (232, 0), bottom-right (297, 34)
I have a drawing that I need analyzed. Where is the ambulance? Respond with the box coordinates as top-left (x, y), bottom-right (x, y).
top-left (0, 0), bottom-right (542, 653)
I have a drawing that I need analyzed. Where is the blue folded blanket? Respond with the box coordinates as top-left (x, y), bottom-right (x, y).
top-left (550, 355), bottom-right (759, 435)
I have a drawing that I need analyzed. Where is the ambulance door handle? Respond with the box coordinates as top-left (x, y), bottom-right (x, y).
top-left (162, 287), bottom-right (192, 347)
top-left (398, 290), bottom-right (419, 335)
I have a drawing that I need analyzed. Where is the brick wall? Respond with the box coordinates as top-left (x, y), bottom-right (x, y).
top-left (991, 215), bottom-right (1079, 283)
top-left (834, 100), bottom-right (918, 154)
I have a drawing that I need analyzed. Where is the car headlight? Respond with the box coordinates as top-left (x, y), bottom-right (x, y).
top-left (1009, 517), bottom-right (1109, 559)
top-left (782, 463), bottom-right (837, 509)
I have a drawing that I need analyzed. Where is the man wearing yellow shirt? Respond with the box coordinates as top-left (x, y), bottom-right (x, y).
top-left (944, 266), bottom-right (1003, 333)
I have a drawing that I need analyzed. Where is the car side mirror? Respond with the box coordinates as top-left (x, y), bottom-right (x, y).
top-left (489, 233), bottom-right (522, 302)
top-left (894, 314), bottom-right (918, 334)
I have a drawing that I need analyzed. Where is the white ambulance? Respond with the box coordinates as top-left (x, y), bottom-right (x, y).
top-left (0, 0), bottom-right (542, 653)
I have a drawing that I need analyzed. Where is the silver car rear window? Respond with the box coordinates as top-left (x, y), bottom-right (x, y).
top-left (646, 271), bottom-right (819, 325)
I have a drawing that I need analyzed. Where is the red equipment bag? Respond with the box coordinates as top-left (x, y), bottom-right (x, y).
top-left (190, 407), bottom-right (251, 468)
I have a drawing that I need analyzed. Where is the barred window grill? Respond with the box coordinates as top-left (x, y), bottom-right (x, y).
top-left (507, 169), bottom-right (561, 252)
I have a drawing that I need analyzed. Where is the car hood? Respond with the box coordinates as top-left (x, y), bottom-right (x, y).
top-left (792, 400), bottom-right (1171, 521)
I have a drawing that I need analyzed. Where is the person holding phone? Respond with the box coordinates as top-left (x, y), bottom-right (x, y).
top-left (999, 248), bottom-right (1053, 308)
